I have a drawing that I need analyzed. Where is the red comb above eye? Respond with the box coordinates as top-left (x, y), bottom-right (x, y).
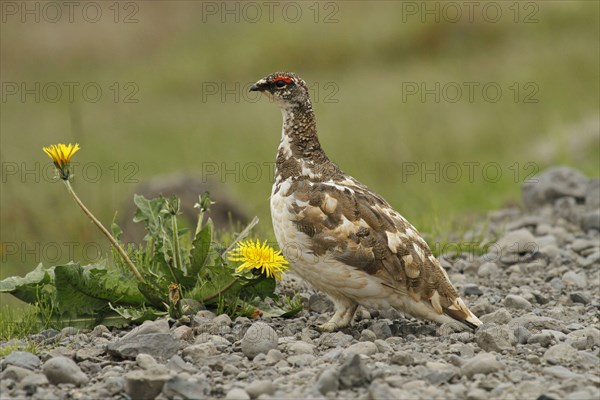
top-left (273, 75), bottom-right (294, 83)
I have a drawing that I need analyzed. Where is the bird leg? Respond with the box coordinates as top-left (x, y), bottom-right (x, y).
top-left (318, 299), bottom-right (358, 332)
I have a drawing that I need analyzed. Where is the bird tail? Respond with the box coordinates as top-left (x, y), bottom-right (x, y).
top-left (442, 297), bottom-right (482, 329)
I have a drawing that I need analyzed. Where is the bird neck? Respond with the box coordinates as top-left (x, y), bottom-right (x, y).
top-left (274, 106), bottom-right (337, 182)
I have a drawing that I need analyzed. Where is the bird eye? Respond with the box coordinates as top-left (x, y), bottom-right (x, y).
top-left (275, 80), bottom-right (286, 88)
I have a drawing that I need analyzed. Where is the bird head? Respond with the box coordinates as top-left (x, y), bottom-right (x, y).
top-left (250, 72), bottom-right (312, 111)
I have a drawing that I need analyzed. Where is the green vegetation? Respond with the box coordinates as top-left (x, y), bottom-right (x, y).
top-left (0, 191), bottom-right (301, 329)
top-left (1, 2), bottom-right (598, 316)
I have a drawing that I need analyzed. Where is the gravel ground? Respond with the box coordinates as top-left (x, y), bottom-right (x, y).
top-left (1, 166), bottom-right (599, 400)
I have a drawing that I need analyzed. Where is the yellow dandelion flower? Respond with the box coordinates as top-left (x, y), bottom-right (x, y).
top-left (43, 143), bottom-right (80, 180)
top-left (228, 239), bottom-right (288, 280)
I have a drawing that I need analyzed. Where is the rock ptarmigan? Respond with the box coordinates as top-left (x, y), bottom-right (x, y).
top-left (250, 72), bottom-right (482, 331)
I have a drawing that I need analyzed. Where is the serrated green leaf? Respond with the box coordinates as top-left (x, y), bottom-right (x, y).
top-left (189, 219), bottom-right (213, 276)
top-left (53, 263), bottom-right (111, 318)
top-left (109, 303), bottom-right (167, 323)
top-left (0, 264), bottom-right (55, 304)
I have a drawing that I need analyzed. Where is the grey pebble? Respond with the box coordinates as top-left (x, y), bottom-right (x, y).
top-left (1, 351), bottom-right (40, 371)
top-left (343, 341), bottom-right (379, 357)
top-left (162, 376), bottom-right (207, 400)
top-left (125, 367), bottom-right (172, 400)
top-left (570, 292), bottom-right (591, 304)
top-left (1, 365), bottom-right (32, 382)
top-left (42, 356), bottom-right (89, 386)
top-left (316, 368), bottom-right (339, 394)
top-left (475, 324), bottom-right (515, 352)
top-left (245, 379), bottom-right (275, 398)
top-left (504, 294), bottom-right (533, 310)
top-left (461, 352), bottom-right (505, 378)
top-left (339, 353), bottom-right (371, 388)
top-left (225, 387), bottom-right (251, 400)
top-left (241, 322), bottom-right (278, 359)
top-left (562, 271), bottom-right (588, 288)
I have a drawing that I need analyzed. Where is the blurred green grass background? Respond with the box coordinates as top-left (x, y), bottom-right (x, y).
top-left (1, 1), bottom-right (599, 308)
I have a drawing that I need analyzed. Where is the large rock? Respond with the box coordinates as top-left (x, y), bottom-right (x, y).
top-left (522, 166), bottom-right (589, 209)
top-left (107, 333), bottom-right (179, 361)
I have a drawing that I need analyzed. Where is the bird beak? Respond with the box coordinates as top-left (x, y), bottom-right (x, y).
top-left (250, 79), bottom-right (268, 92)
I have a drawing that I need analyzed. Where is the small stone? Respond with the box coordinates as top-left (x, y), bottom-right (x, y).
top-left (566, 328), bottom-right (600, 349)
top-left (343, 341), bottom-right (379, 357)
top-left (514, 326), bottom-right (532, 344)
top-left (91, 325), bottom-right (110, 337)
top-left (225, 388), bottom-right (250, 400)
top-left (522, 166), bottom-right (588, 209)
top-left (125, 367), bottom-right (172, 400)
top-left (60, 326), bottom-right (78, 337)
top-left (265, 349), bottom-right (284, 364)
top-left (495, 229), bottom-right (537, 263)
top-left (478, 262), bottom-right (500, 277)
top-left (222, 364), bottom-right (240, 376)
top-left (390, 352), bottom-right (415, 366)
top-left (104, 376), bottom-right (126, 396)
top-left (308, 293), bottom-right (333, 313)
top-left (18, 373), bottom-right (48, 394)
top-left (504, 294), bottom-right (533, 310)
top-left (1, 351), bottom-right (40, 371)
top-left (42, 356), bottom-right (88, 386)
top-left (543, 365), bottom-right (582, 379)
top-left (480, 309), bottom-right (512, 325)
top-left (163, 376), bottom-right (206, 400)
top-left (316, 368), bottom-right (339, 394)
top-left (582, 209), bottom-right (600, 231)
top-left (464, 284), bottom-right (483, 296)
top-left (166, 355), bottom-right (195, 374)
top-left (136, 353), bottom-right (157, 370)
top-left (424, 362), bottom-right (457, 385)
top-left (245, 380), bottom-right (275, 398)
top-left (570, 292), bottom-right (591, 305)
top-left (543, 343), bottom-right (579, 365)
top-left (562, 271), bottom-right (587, 288)
top-left (527, 333), bottom-right (553, 347)
top-left (1, 366), bottom-right (32, 382)
top-left (288, 341), bottom-right (316, 355)
top-left (368, 382), bottom-right (396, 399)
top-left (241, 322), bottom-right (278, 359)
top-left (360, 329), bottom-right (377, 342)
top-left (320, 331), bottom-right (354, 348)
top-left (370, 320), bottom-right (393, 339)
top-left (182, 343), bottom-right (219, 364)
top-left (339, 353), bottom-right (371, 388)
top-left (549, 278), bottom-right (565, 290)
top-left (173, 325), bottom-right (194, 341)
top-left (288, 354), bottom-right (316, 366)
top-left (213, 313), bottom-right (232, 325)
top-left (461, 352), bottom-right (505, 378)
top-left (475, 325), bottom-right (515, 352)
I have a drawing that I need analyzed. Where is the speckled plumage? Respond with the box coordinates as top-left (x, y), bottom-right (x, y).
top-left (251, 72), bottom-right (482, 331)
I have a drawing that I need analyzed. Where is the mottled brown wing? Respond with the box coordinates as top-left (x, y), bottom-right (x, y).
top-left (287, 178), bottom-right (480, 328)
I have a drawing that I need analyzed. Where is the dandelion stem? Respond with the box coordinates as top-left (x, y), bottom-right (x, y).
top-left (63, 180), bottom-right (145, 283)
